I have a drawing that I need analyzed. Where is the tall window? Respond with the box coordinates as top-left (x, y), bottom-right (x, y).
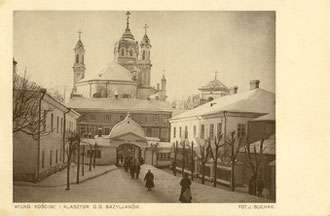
top-left (56, 149), bottom-right (58, 163)
top-left (237, 124), bottom-right (246, 138)
top-left (41, 151), bottom-right (45, 168)
top-left (141, 115), bottom-right (146, 124)
top-left (51, 114), bottom-right (54, 131)
top-left (152, 128), bottom-right (160, 138)
top-left (91, 114), bottom-right (95, 121)
top-left (121, 49), bottom-right (124, 56)
top-left (104, 127), bottom-right (110, 135)
top-left (173, 127), bottom-right (176, 138)
top-left (82, 55), bottom-right (84, 63)
top-left (56, 116), bottom-right (59, 133)
top-left (104, 114), bottom-right (110, 122)
top-left (184, 126), bottom-right (188, 139)
top-left (43, 111), bottom-right (46, 132)
top-left (193, 125), bottom-right (197, 137)
top-left (60, 118), bottom-right (63, 134)
top-left (76, 54), bottom-right (79, 63)
top-left (50, 150), bottom-right (53, 165)
top-left (179, 127), bottom-right (182, 138)
top-left (163, 115), bottom-right (168, 124)
top-left (210, 124), bottom-right (214, 138)
top-left (201, 124), bottom-right (205, 139)
top-left (142, 50), bottom-right (145, 60)
top-left (217, 123), bottom-right (222, 136)
top-left (129, 49), bottom-right (133, 56)
top-left (82, 114), bottom-right (86, 121)
top-left (154, 115), bottom-right (159, 124)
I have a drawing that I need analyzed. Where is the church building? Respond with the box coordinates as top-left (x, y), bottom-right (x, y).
top-left (67, 12), bottom-right (173, 167)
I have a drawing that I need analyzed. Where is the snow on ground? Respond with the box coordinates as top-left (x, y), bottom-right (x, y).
top-left (14, 164), bottom-right (269, 203)
top-left (14, 164), bottom-right (117, 187)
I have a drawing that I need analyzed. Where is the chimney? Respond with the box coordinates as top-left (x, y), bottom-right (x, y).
top-left (157, 83), bottom-right (160, 91)
top-left (250, 80), bottom-right (260, 90)
top-left (229, 86), bottom-right (238, 95)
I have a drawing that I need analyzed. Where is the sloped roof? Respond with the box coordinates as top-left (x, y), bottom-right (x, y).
top-left (239, 134), bottom-right (276, 155)
top-left (79, 61), bottom-right (133, 83)
top-left (251, 111), bottom-right (275, 121)
top-left (109, 113), bottom-right (145, 139)
top-left (171, 88), bottom-right (275, 120)
top-left (67, 97), bottom-right (173, 112)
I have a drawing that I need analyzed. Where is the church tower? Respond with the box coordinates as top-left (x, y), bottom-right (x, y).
top-left (72, 30), bottom-right (86, 93)
top-left (114, 11), bottom-right (139, 79)
top-left (161, 70), bottom-right (167, 94)
top-left (138, 24), bottom-right (152, 87)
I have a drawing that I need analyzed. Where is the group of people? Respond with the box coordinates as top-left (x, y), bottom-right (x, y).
top-left (124, 156), bottom-right (142, 179)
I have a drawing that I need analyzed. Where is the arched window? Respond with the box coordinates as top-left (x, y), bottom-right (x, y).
top-left (121, 49), bottom-right (124, 56)
top-left (129, 49), bottom-right (133, 56)
top-left (76, 54), bottom-right (79, 63)
top-left (142, 50), bottom-right (145, 60)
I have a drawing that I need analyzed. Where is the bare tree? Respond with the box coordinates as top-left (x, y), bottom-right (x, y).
top-left (93, 142), bottom-right (100, 168)
top-left (187, 141), bottom-right (196, 181)
top-left (49, 87), bottom-right (65, 103)
top-left (244, 138), bottom-right (266, 195)
top-left (65, 130), bottom-right (80, 190)
top-left (209, 132), bottom-right (225, 187)
top-left (172, 141), bottom-right (179, 176)
top-left (13, 72), bottom-right (53, 140)
top-left (199, 139), bottom-right (211, 184)
top-left (180, 140), bottom-right (187, 176)
top-left (224, 131), bottom-right (245, 191)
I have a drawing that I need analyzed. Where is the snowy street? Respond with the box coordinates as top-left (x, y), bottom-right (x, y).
top-left (14, 165), bottom-right (269, 203)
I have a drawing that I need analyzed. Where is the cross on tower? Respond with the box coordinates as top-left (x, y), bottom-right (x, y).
top-left (214, 70), bottom-right (219, 79)
top-left (143, 24), bottom-right (149, 34)
top-left (78, 29), bottom-right (83, 39)
top-left (125, 11), bottom-right (131, 28)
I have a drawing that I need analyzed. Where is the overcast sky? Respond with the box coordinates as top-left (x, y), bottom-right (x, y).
top-left (14, 11), bottom-right (275, 101)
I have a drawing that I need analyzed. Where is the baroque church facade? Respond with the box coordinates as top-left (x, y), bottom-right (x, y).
top-left (68, 11), bottom-right (172, 142)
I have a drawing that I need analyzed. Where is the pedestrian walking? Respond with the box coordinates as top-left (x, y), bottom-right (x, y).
top-left (257, 176), bottom-right (264, 197)
top-left (135, 160), bottom-right (141, 179)
top-left (248, 176), bottom-right (256, 195)
top-left (129, 160), bottom-right (136, 179)
top-left (124, 157), bottom-right (129, 172)
top-left (144, 169), bottom-right (155, 191)
top-left (179, 173), bottom-right (192, 203)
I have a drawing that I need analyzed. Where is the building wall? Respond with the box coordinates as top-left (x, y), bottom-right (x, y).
top-left (136, 87), bottom-right (156, 99)
top-left (248, 120), bottom-right (275, 144)
top-left (13, 131), bottom-right (38, 181)
top-left (77, 111), bottom-right (171, 141)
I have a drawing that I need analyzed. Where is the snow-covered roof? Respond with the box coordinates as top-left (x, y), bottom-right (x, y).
top-left (239, 134), bottom-right (275, 155)
top-left (79, 61), bottom-right (133, 83)
top-left (109, 113), bottom-right (146, 139)
top-left (251, 111), bottom-right (275, 121)
top-left (171, 88), bottom-right (275, 121)
top-left (67, 97), bottom-right (173, 112)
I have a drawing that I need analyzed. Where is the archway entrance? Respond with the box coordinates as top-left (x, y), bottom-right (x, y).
top-left (116, 143), bottom-right (142, 166)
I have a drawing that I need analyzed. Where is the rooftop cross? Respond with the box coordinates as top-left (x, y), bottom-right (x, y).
top-left (214, 70), bottom-right (219, 79)
top-left (78, 29), bottom-right (83, 39)
top-left (125, 11), bottom-right (131, 29)
top-left (143, 24), bottom-right (149, 34)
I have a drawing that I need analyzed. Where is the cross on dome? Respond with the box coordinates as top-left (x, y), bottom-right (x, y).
top-left (125, 11), bottom-right (131, 29)
top-left (214, 70), bottom-right (219, 79)
top-left (143, 24), bottom-right (149, 34)
top-left (78, 29), bottom-right (83, 39)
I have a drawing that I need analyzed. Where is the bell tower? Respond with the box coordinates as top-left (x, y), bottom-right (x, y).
top-left (138, 24), bottom-right (152, 87)
top-left (72, 30), bottom-right (86, 93)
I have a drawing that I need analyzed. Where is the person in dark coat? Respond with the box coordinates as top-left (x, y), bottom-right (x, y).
top-left (135, 160), bottom-right (141, 179)
top-left (249, 176), bottom-right (256, 195)
top-left (144, 169), bottom-right (155, 191)
top-left (124, 157), bottom-right (129, 172)
top-left (179, 173), bottom-right (192, 203)
top-left (129, 160), bottom-right (136, 179)
top-left (257, 176), bottom-right (264, 197)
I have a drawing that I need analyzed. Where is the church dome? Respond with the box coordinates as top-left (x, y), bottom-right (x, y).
top-left (109, 113), bottom-right (146, 138)
top-left (199, 78), bottom-right (229, 91)
top-left (79, 61), bottom-right (134, 82)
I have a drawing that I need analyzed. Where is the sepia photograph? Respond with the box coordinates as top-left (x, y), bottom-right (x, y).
top-left (12, 11), bottom-right (276, 203)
